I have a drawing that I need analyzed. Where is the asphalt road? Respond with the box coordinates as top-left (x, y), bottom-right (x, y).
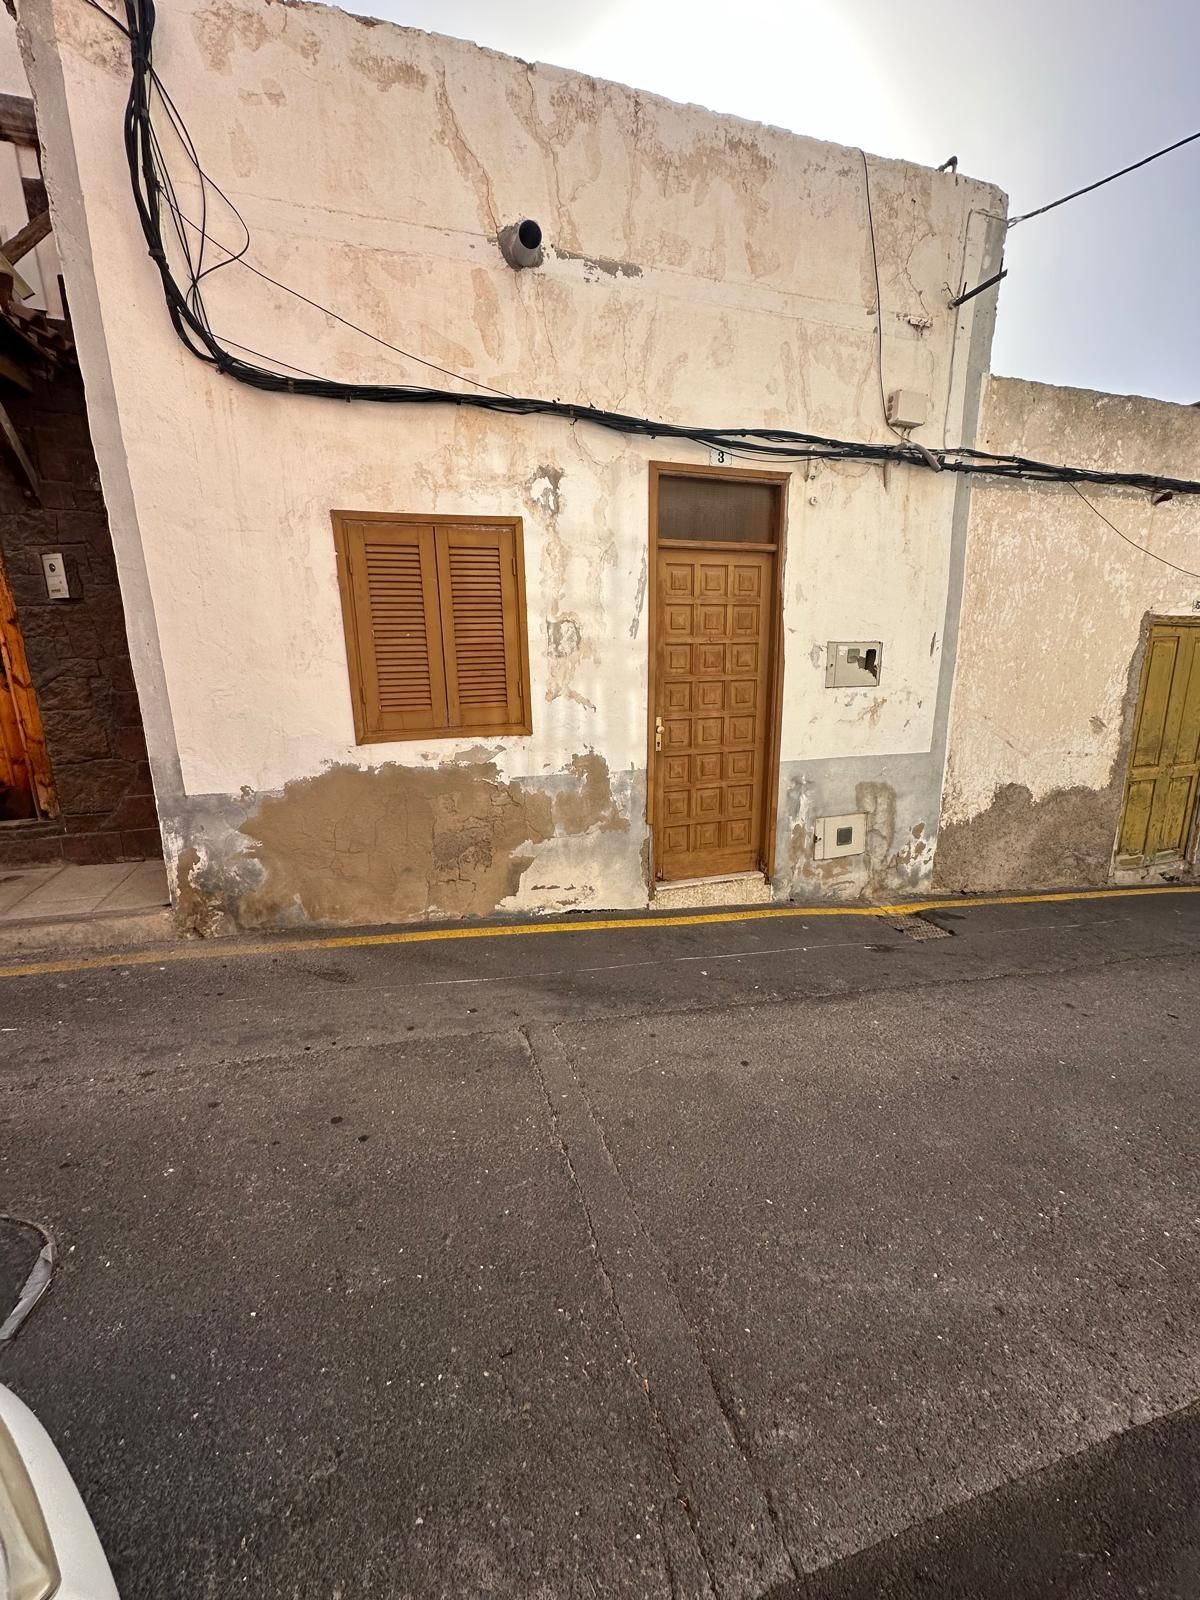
top-left (1, 889), bottom-right (1199, 1598)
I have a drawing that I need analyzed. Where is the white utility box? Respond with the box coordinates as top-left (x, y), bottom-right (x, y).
top-left (815, 813), bottom-right (867, 860)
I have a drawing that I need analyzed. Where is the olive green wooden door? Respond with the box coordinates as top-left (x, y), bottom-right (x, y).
top-left (1116, 620), bottom-right (1200, 868)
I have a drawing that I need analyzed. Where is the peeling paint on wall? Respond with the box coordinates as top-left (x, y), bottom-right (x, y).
top-left (779, 765), bottom-right (935, 903)
top-left (551, 752), bottom-right (629, 835)
top-left (233, 760), bottom-right (553, 926)
top-left (503, 760), bottom-right (648, 914)
top-left (174, 844), bottom-right (218, 937)
top-left (935, 777), bottom-right (1124, 893)
top-left (165, 752), bottom-right (648, 930)
top-left (553, 247), bottom-right (643, 281)
top-left (629, 548), bottom-right (647, 639)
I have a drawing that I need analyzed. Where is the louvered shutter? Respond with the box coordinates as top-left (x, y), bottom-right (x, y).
top-left (343, 519), bottom-right (449, 736)
top-left (436, 524), bottom-right (525, 729)
top-left (334, 513), bottom-right (529, 742)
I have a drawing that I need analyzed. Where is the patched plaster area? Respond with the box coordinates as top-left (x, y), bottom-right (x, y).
top-left (169, 751), bottom-right (647, 930)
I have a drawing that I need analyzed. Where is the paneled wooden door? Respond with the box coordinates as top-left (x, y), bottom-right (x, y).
top-left (1115, 619), bottom-right (1200, 868)
top-left (0, 645), bottom-right (33, 816)
top-left (0, 551), bottom-right (55, 820)
top-left (653, 545), bottom-right (775, 881)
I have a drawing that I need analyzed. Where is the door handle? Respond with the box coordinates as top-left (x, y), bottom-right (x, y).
top-left (654, 716), bottom-right (664, 752)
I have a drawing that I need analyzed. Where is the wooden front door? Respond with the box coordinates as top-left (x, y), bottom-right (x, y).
top-left (1116, 619), bottom-right (1200, 868)
top-left (653, 545), bottom-right (775, 881)
top-left (0, 553), bottom-right (55, 820)
top-left (0, 642), bottom-right (33, 817)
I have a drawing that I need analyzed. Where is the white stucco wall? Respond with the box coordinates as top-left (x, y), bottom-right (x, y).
top-left (0, 10), bottom-right (28, 94)
top-left (0, 10), bottom-right (64, 316)
top-left (19, 0), bottom-right (1004, 924)
top-left (939, 376), bottom-right (1200, 890)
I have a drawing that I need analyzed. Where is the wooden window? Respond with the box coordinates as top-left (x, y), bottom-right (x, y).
top-left (332, 512), bottom-right (531, 743)
top-left (658, 475), bottom-right (777, 543)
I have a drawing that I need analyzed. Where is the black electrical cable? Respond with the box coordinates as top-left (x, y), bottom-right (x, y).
top-left (79, 0), bottom-right (129, 32)
top-left (1070, 482), bottom-right (1200, 582)
top-left (173, 210), bottom-right (519, 398)
top-left (861, 151), bottom-right (909, 449)
top-left (87, 0), bottom-right (1200, 501)
top-left (1009, 128), bottom-right (1200, 228)
top-left (94, 0), bottom-right (521, 397)
top-left (213, 335), bottom-right (330, 383)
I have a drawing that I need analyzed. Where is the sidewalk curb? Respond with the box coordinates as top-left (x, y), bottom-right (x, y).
top-left (0, 882), bottom-right (1197, 980)
top-left (0, 907), bottom-right (175, 959)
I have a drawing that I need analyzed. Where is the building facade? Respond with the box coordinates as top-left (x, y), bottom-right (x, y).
top-left (11, 0), bottom-right (1198, 927)
top-left (939, 377), bottom-right (1200, 893)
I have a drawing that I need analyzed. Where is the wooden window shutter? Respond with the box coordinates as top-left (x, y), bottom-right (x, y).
top-left (333, 513), bottom-right (530, 743)
top-left (436, 524), bottom-right (525, 730)
top-left (337, 518), bottom-right (449, 738)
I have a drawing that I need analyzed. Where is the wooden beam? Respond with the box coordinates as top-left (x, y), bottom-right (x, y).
top-left (0, 249), bottom-right (34, 305)
top-left (0, 397), bottom-right (38, 498)
top-left (0, 94), bottom-right (37, 148)
top-left (0, 351), bottom-right (32, 391)
top-left (0, 210), bottom-right (49, 266)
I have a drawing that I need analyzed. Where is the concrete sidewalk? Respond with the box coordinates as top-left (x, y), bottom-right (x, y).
top-left (0, 859), bottom-right (170, 955)
top-left (1, 891), bottom-right (1199, 1598)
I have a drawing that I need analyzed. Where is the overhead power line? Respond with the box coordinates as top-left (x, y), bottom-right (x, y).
top-left (65, 0), bottom-right (1200, 503)
top-left (1008, 128), bottom-right (1200, 228)
top-left (1070, 483), bottom-right (1200, 581)
top-left (860, 151), bottom-right (938, 464)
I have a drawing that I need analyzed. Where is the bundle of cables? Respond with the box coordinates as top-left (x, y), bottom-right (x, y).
top-left (105, 0), bottom-right (1200, 500)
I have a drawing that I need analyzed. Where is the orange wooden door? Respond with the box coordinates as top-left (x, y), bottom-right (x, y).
top-left (0, 553), bottom-right (55, 819)
top-left (0, 645), bottom-right (34, 816)
top-left (654, 547), bottom-right (773, 881)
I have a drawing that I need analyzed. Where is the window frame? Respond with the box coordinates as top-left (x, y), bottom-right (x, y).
top-left (331, 509), bottom-right (533, 745)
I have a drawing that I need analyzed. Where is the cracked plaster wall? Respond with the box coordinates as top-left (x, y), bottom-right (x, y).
top-left (939, 377), bottom-right (1200, 892)
top-left (23, 0), bottom-right (1004, 923)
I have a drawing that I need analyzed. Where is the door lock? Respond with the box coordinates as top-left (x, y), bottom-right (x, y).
top-left (654, 715), bottom-right (664, 752)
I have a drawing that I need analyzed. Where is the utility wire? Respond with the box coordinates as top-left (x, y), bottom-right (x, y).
top-left (66, 0), bottom-right (1200, 501)
top-left (861, 152), bottom-right (906, 447)
top-left (1009, 128), bottom-right (1200, 228)
top-left (214, 335), bottom-right (330, 383)
top-left (1070, 482), bottom-right (1200, 582)
top-left (860, 150), bottom-right (942, 471)
top-left (131, 29), bottom-right (513, 398)
top-left (96, 0), bottom-right (519, 399)
top-left (117, 12), bottom-right (508, 400)
top-left (79, 0), bottom-right (129, 32)
top-left (174, 210), bottom-right (519, 399)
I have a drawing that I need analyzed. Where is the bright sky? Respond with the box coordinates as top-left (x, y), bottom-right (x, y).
top-left (325, 0), bottom-right (1199, 405)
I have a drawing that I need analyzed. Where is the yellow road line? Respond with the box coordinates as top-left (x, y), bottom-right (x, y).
top-left (0, 883), bottom-right (1197, 981)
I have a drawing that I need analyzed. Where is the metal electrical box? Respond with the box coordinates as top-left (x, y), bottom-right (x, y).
top-left (825, 641), bottom-right (882, 688)
top-left (886, 389), bottom-right (929, 429)
top-left (815, 812), bottom-right (867, 860)
top-left (41, 552), bottom-right (70, 600)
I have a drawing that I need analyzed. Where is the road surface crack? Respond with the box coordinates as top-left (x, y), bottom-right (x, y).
top-left (542, 1022), bottom-right (804, 1590)
top-left (520, 1024), bottom-right (722, 1598)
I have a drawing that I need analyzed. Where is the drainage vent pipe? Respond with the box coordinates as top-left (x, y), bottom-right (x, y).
top-left (499, 219), bottom-right (544, 269)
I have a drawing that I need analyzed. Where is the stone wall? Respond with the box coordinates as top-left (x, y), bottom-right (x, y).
top-left (0, 361), bottom-right (159, 865)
